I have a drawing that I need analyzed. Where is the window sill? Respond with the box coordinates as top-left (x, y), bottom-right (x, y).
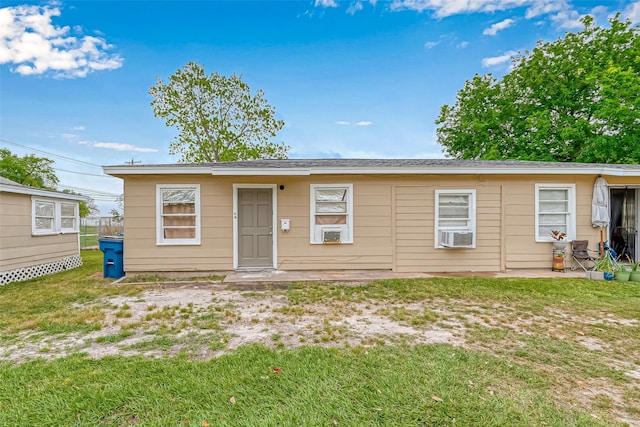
top-left (156, 241), bottom-right (201, 246)
top-left (32, 231), bottom-right (58, 236)
top-left (310, 241), bottom-right (354, 245)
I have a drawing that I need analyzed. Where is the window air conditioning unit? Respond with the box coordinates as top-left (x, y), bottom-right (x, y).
top-left (439, 231), bottom-right (473, 248)
top-left (322, 229), bottom-right (342, 244)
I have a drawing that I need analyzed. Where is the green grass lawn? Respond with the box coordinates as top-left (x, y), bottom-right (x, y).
top-left (0, 251), bottom-right (638, 426)
top-left (0, 345), bottom-right (609, 426)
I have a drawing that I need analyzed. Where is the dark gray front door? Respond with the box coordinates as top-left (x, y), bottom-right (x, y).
top-left (238, 188), bottom-right (273, 268)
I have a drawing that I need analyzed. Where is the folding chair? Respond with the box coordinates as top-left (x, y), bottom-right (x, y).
top-left (571, 240), bottom-right (597, 271)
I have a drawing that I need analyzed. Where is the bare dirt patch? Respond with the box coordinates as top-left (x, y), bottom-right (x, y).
top-left (1, 282), bottom-right (638, 426)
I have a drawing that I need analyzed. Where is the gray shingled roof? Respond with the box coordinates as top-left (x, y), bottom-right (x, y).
top-left (105, 158), bottom-right (640, 170)
top-left (209, 159), bottom-right (640, 169)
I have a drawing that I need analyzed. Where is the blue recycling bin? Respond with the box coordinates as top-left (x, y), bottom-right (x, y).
top-left (99, 236), bottom-right (124, 279)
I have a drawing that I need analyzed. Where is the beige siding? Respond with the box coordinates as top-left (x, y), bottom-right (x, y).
top-left (277, 178), bottom-right (393, 270)
top-left (0, 192), bottom-right (79, 271)
top-left (394, 183), bottom-right (502, 273)
top-left (115, 172), bottom-right (640, 274)
top-left (502, 176), bottom-right (601, 269)
top-left (122, 175), bottom-right (395, 272)
top-left (122, 175), bottom-right (234, 272)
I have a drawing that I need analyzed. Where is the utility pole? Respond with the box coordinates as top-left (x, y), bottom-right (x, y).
top-left (125, 158), bottom-right (141, 166)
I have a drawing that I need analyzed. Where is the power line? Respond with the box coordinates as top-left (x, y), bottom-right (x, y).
top-left (55, 167), bottom-right (113, 178)
top-left (0, 138), bottom-right (102, 168)
top-left (2, 138), bottom-right (124, 203)
top-left (58, 184), bottom-right (121, 197)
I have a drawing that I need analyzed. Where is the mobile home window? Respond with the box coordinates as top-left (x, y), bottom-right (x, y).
top-left (535, 184), bottom-right (576, 242)
top-left (156, 184), bottom-right (201, 245)
top-left (434, 190), bottom-right (476, 248)
top-left (60, 203), bottom-right (78, 232)
top-left (310, 184), bottom-right (353, 244)
top-left (32, 198), bottom-right (80, 235)
top-left (34, 200), bottom-right (56, 234)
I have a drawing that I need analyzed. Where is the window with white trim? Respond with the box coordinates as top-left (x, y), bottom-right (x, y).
top-left (310, 184), bottom-right (353, 244)
top-left (60, 203), bottom-right (78, 232)
top-left (156, 184), bottom-right (201, 245)
top-left (435, 190), bottom-right (476, 248)
top-left (32, 198), bottom-right (79, 235)
top-left (535, 184), bottom-right (576, 242)
top-left (34, 200), bottom-right (55, 234)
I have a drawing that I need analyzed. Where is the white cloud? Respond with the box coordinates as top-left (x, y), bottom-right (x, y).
top-left (481, 50), bottom-right (517, 67)
top-left (315, 0), bottom-right (338, 7)
top-left (84, 141), bottom-right (158, 153)
top-left (525, 0), bottom-right (585, 29)
top-left (313, 0), bottom-right (587, 29)
top-left (549, 9), bottom-right (583, 29)
top-left (424, 40), bottom-right (439, 49)
top-left (483, 18), bottom-right (515, 35)
top-left (524, 0), bottom-right (565, 19)
top-left (390, 0), bottom-right (529, 17)
top-left (389, 0), bottom-right (585, 29)
top-left (0, 4), bottom-right (123, 78)
top-left (457, 41), bottom-right (469, 48)
top-left (623, 1), bottom-right (640, 24)
top-left (335, 120), bottom-right (373, 126)
top-left (72, 126), bottom-right (85, 131)
top-left (590, 5), bottom-right (608, 19)
top-left (347, 1), bottom-right (364, 15)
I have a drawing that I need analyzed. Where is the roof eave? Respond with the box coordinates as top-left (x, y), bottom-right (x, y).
top-left (211, 168), bottom-right (311, 176)
top-left (102, 165), bottom-right (640, 177)
top-left (102, 166), bottom-right (214, 176)
top-left (0, 184), bottom-right (87, 200)
top-left (214, 166), bottom-right (639, 176)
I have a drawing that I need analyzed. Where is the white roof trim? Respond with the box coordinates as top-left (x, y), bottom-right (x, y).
top-left (103, 166), bottom-right (213, 175)
top-left (211, 168), bottom-right (311, 176)
top-left (303, 167), bottom-right (637, 176)
top-left (0, 183), bottom-right (86, 200)
top-left (103, 165), bottom-right (640, 177)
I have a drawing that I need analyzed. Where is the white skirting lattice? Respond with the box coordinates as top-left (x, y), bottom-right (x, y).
top-left (0, 255), bottom-right (83, 286)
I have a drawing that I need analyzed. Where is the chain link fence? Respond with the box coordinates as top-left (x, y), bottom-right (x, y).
top-left (80, 217), bottom-right (124, 249)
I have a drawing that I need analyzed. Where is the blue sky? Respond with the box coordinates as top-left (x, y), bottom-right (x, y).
top-left (1, 0), bottom-right (639, 213)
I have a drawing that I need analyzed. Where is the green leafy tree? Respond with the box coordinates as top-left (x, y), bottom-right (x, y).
top-left (61, 189), bottom-right (99, 218)
top-left (436, 15), bottom-right (640, 164)
top-left (0, 148), bottom-right (97, 217)
top-left (150, 62), bottom-right (289, 162)
top-left (0, 148), bottom-right (59, 188)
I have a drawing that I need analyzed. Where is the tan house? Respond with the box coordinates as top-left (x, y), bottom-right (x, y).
top-left (102, 159), bottom-right (640, 275)
top-left (0, 177), bottom-right (84, 285)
